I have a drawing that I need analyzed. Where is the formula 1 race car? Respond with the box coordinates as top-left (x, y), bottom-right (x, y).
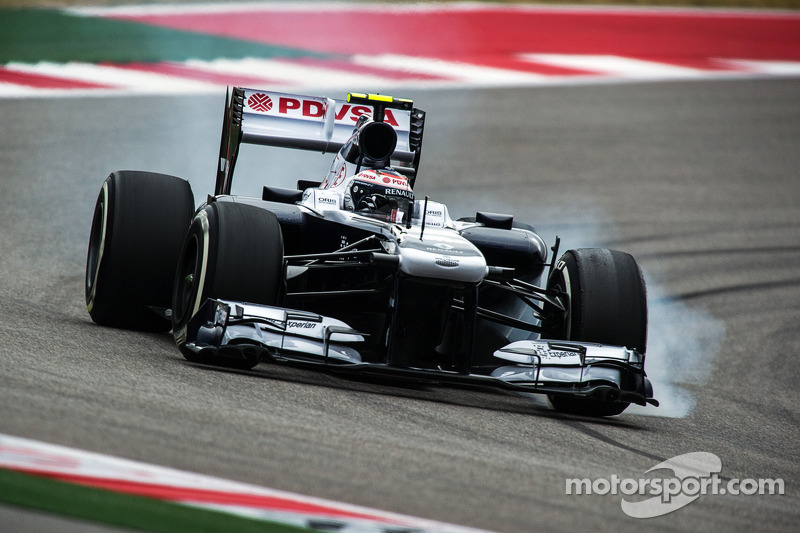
top-left (86, 88), bottom-right (657, 417)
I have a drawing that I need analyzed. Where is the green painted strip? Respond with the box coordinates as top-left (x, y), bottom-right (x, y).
top-left (0, 8), bottom-right (326, 64)
top-left (0, 468), bottom-right (313, 533)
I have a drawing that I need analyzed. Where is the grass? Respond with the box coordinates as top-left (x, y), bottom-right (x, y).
top-left (0, 8), bottom-right (327, 63)
top-left (0, 468), bottom-right (313, 533)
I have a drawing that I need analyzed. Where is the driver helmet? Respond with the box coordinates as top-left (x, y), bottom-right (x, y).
top-left (344, 170), bottom-right (414, 224)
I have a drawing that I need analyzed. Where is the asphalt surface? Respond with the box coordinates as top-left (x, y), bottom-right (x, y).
top-left (1, 79), bottom-right (799, 532)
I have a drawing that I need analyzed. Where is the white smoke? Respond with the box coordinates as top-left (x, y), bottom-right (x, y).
top-left (471, 202), bottom-right (727, 418)
top-left (627, 279), bottom-right (725, 417)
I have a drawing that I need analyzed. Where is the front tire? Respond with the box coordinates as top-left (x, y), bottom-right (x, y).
top-left (86, 171), bottom-right (194, 331)
top-left (171, 201), bottom-right (284, 368)
top-left (543, 248), bottom-right (648, 416)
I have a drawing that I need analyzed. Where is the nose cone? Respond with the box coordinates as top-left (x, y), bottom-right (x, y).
top-left (398, 227), bottom-right (488, 284)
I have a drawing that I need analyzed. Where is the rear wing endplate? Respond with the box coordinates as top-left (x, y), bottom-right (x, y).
top-left (216, 87), bottom-right (426, 195)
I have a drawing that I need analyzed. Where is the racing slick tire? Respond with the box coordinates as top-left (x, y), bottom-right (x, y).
top-left (171, 201), bottom-right (284, 369)
top-left (543, 248), bottom-right (648, 417)
top-left (86, 171), bottom-right (195, 332)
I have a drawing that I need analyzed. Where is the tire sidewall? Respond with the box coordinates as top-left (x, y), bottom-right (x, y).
top-left (85, 171), bottom-right (194, 331)
top-left (547, 248), bottom-right (647, 353)
top-left (172, 207), bottom-right (214, 347)
top-left (172, 202), bottom-right (284, 355)
top-left (86, 178), bottom-right (113, 315)
top-left (544, 248), bottom-right (648, 416)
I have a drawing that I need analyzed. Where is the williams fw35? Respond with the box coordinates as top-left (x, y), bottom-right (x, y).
top-left (86, 88), bottom-right (657, 417)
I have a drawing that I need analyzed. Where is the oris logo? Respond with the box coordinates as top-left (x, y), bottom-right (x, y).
top-left (247, 93), bottom-right (273, 112)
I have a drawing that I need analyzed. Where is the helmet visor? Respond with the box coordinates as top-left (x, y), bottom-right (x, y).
top-left (350, 180), bottom-right (414, 224)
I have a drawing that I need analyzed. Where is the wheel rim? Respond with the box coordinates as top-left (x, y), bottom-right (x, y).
top-left (85, 184), bottom-right (108, 309)
top-left (173, 233), bottom-right (200, 326)
top-left (544, 265), bottom-right (571, 341)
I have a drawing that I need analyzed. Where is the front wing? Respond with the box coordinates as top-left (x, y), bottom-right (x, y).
top-left (183, 299), bottom-right (658, 408)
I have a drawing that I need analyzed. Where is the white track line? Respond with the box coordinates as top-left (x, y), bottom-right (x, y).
top-left (520, 54), bottom-right (712, 79)
top-left (5, 62), bottom-right (218, 93)
top-left (719, 59), bottom-right (800, 75)
top-left (3, 55), bottom-right (800, 99)
top-left (185, 58), bottom-right (399, 89)
top-left (0, 83), bottom-right (36, 97)
top-left (352, 54), bottom-right (548, 87)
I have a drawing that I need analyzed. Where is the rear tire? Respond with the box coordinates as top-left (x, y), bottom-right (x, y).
top-left (543, 248), bottom-right (648, 416)
top-left (86, 171), bottom-right (194, 332)
top-left (171, 201), bottom-right (284, 368)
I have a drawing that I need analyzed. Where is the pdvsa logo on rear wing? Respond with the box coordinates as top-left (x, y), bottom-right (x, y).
top-left (216, 87), bottom-right (425, 196)
top-left (244, 90), bottom-right (411, 129)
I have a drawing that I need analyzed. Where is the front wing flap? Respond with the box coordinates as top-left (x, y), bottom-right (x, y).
top-left (184, 299), bottom-right (657, 407)
top-left (183, 299), bottom-right (366, 365)
top-left (492, 340), bottom-right (657, 407)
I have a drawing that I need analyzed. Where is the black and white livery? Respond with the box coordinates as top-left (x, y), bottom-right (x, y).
top-left (86, 88), bottom-right (657, 417)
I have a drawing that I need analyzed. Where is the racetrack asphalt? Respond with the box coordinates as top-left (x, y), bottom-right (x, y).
top-left (1, 78), bottom-right (798, 531)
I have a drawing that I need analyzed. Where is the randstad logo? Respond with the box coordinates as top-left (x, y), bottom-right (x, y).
top-left (565, 452), bottom-right (784, 518)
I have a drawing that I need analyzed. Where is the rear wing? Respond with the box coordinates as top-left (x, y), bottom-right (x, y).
top-left (215, 87), bottom-right (426, 195)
